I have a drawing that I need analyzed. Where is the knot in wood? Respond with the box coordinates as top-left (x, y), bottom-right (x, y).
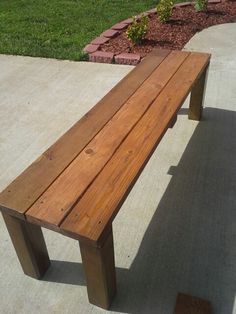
top-left (85, 148), bottom-right (94, 155)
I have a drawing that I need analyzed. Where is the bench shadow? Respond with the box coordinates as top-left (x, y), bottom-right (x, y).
top-left (110, 107), bottom-right (236, 314)
top-left (42, 260), bottom-right (86, 286)
top-left (42, 260), bottom-right (125, 287)
top-left (43, 107), bottom-right (236, 313)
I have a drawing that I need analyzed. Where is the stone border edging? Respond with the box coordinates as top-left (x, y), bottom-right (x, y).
top-left (83, 0), bottom-right (221, 65)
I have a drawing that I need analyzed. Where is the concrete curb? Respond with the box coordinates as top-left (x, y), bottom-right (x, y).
top-left (83, 0), bottom-right (221, 65)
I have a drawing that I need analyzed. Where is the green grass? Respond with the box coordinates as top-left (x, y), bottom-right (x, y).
top-left (0, 0), bottom-right (159, 61)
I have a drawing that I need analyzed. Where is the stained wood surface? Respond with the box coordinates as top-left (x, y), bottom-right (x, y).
top-left (174, 293), bottom-right (212, 314)
top-left (0, 49), bottom-right (210, 246)
top-left (79, 225), bottom-right (116, 309)
top-left (61, 52), bottom-right (210, 245)
top-left (189, 66), bottom-right (209, 120)
top-left (26, 51), bottom-right (189, 228)
top-left (2, 212), bottom-right (50, 278)
top-left (0, 48), bottom-right (170, 219)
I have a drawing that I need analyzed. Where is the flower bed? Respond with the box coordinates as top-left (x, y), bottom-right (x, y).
top-left (84, 0), bottom-right (236, 65)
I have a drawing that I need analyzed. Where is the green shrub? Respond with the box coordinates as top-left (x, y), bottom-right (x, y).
top-left (157, 0), bottom-right (173, 23)
top-left (126, 15), bottom-right (149, 45)
top-left (195, 0), bottom-right (208, 11)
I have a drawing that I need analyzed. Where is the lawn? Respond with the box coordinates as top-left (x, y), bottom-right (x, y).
top-left (0, 0), bottom-right (159, 61)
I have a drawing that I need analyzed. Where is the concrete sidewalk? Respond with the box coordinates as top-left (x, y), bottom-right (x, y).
top-left (0, 23), bottom-right (236, 314)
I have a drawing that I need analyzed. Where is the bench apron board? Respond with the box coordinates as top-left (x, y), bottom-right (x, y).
top-left (0, 49), bottom-right (210, 309)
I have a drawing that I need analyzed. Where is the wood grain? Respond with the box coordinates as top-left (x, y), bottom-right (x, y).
top-left (0, 49), bottom-right (170, 219)
top-left (189, 65), bottom-right (209, 120)
top-left (26, 51), bottom-right (189, 229)
top-left (2, 212), bottom-right (50, 278)
top-left (79, 225), bottom-right (116, 309)
top-left (60, 52), bottom-right (210, 245)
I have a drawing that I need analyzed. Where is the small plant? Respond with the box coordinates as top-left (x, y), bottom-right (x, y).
top-left (126, 15), bottom-right (149, 45)
top-left (195, 0), bottom-right (208, 12)
top-left (157, 0), bottom-right (173, 23)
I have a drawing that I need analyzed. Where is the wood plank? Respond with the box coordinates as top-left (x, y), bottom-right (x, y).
top-left (174, 293), bottom-right (212, 314)
top-left (26, 51), bottom-right (189, 229)
top-left (60, 52), bottom-right (210, 245)
top-left (2, 212), bottom-right (50, 278)
top-left (0, 49), bottom-right (170, 219)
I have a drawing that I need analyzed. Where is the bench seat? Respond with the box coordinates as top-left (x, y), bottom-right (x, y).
top-left (0, 49), bottom-right (210, 309)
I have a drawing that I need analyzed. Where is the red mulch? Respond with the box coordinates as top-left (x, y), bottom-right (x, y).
top-left (101, 0), bottom-right (236, 58)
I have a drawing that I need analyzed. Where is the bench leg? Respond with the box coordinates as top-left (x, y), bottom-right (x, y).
top-left (79, 225), bottom-right (116, 309)
top-left (2, 212), bottom-right (50, 279)
top-left (189, 66), bottom-right (209, 121)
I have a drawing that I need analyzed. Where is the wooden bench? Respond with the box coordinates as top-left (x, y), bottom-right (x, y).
top-left (0, 49), bottom-right (210, 309)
